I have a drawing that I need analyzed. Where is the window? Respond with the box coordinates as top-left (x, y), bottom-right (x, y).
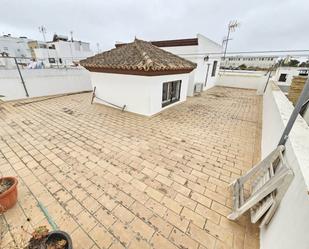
top-left (162, 80), bottom-right (182, 107)
top-left (48, 58), bottom-right (56, 63)
top-left (211, 61), bottom-right (218, 77)
top-left (278, 73), bottom-right (287, 82)
top-left (299, 70), bottom-right (308, 76)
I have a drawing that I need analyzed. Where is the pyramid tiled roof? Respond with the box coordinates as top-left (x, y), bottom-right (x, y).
top-left (80, 39), bottom-right (196, 76)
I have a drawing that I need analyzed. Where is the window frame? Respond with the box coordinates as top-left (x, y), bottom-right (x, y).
top-left (278, 73), bottom-right (287, 82)
top-left (211, 60), bottom-right (218, 77)
top-left (162, 80), bottom-right (182, 107)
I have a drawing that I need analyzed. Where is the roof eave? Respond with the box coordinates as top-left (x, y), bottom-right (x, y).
top-left (82, 66), bottom-right (195, 76)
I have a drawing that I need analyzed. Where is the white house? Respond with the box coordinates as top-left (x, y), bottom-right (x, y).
top-left (0, 34), bottom-right (32, 58)
top-left (0, 34), bottom-right (32, 69)
top-left (221, 55), bottom-right (278, 69)
top-left (80, 39), bottom-right (196, 116)
top-left (116, 34), bottom-right (222, 96)
top-left (29, 34), bottom-right (94, 67)
top-left (274, 66), bottom-right (309, 86)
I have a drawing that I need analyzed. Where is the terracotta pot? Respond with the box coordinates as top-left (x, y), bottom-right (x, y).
top-left (0, 177), bottom-right (18, 213)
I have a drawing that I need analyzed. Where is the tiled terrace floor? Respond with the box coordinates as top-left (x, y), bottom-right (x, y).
top-left (0, 87), bottom-right (261, 249)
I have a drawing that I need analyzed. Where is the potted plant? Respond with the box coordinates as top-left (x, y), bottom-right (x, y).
top-left (0, 176), bottom-right (18, 213)
top-left (25, 226), bottom-right (73, 249)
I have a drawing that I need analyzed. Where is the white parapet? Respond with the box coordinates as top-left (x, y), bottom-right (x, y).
top-left (260, 82), bottom-right (309, 249)
top-left (0, 67), bottom-right (92, 101)
top-left (216, 70), bottom-right (268, 94)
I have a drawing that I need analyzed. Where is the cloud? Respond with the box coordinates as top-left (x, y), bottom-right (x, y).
top-left (0, 0), bottom-right (308, 53)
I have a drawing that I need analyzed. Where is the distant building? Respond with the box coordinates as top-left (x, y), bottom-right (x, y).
top-left (221, 55), bottom-right (278, 69)
top-left (274, 66), bottom-right (309, 86)
top-left (30, 34), bottom-right (94, 67)
top-left (0, 33), bottom-right (93, 68)
top-left (0, 34), bottom-right (32, 58)
top-left (0, 34), bottom-right (33, 69)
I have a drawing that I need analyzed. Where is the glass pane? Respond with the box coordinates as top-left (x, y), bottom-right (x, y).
top-left (162, 82), bottom-right (168, 101)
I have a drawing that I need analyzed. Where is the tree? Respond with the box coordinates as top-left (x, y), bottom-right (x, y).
top-left (299, 61), bottom-right (309, 67)
top-left (287, 59), bottom-right (300, 67)
top-left (238, 64), bottom-right (247, 70)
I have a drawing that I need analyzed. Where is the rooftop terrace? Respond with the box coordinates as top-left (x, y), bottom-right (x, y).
top-left (0, 86), bottom-right (261, 249)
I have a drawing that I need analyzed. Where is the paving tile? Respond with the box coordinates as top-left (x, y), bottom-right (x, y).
top-left (165, 210), bottom-right (190, 233)
top-left (113, 204), bottom-right (135, 224)
top-left (169, 227), bottom-right (199, 249)
top-left (149, 214), bottom-right (174, 237)
top-left (130, 217), bottom-right (155, 241)
top-left (110, 220), bottom-right (134, 248)
top-left (94, 207), bottom-right (117, 228)
top-left (0, 87), bottom-right (261, 249)
top-left (151, 233), bottom-right (178, 249)
top-left (88, 224), bottom-right (114, 249)
top-left (71, 227), bottom-right (94, 249)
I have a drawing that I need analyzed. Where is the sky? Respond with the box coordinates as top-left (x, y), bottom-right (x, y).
top-left (1, 0), bottom-right (309, 53)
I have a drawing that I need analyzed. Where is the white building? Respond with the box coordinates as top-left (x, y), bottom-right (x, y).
top-left (0, 34), bottom-right (33, 69)
top-left (0, 34), bottom-right (32, 58)
top-left (30, 34), bottom-right (94, 67)
top-left (146, 34), bottom-right (223, 95)
top-left (274, 66), bottom-right (309, 86)
top-left (221, 55), bottom-right (278, 69)
top-left (81, 39), bottom-right (196, 116)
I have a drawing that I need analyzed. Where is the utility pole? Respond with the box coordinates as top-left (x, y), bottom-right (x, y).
top-left (222, 20), bottom-right (239, 60)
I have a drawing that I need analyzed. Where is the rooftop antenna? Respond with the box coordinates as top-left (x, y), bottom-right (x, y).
top-left (38, 25), bottom-right (47, 43)
top-left (96, 43), bottom-right (100, 54)
top-left (38, 25), bottom-right (50, 58)
top-left (70, 31), bottom-right (73, 42)
top-left (223, 20), bottom-right (240, 60)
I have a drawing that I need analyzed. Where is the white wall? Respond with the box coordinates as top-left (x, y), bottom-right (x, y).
top-left (159, 34), bottom-right (222, 96)
top-left (52, 41), bottom-right (94, 62)
top-left (260, 83), bottom-right (309, 249)
top-left (274, 67), bottom-right (308, 86)
top-left (0, 68), bottom-right (91, 101)
top-left (215, 70), bottom-right (267, 93)
top-left (0, 36), bottom-right (32, 58)
top-left (90, 72), bottom-right (189, 116)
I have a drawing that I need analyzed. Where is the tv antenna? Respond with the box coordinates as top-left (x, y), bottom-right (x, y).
top-left (222, 20), bottom-right (240, 60)
top-left (38, 25), bottom-right (50, 58)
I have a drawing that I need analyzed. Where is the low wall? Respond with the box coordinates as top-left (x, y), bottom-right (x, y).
top-left (0, 68), bottom-right (92, 101)
top-left (260, 83), bottom-right (309, 249)
top-left (216, 70), bottom-right (267, 93)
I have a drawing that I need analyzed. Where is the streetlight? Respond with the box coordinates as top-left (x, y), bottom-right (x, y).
top-left (222, 20), bottom-right (240, 60)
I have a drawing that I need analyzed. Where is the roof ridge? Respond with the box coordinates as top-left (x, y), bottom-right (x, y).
top-left (134, 39), bottom-right (154, 70)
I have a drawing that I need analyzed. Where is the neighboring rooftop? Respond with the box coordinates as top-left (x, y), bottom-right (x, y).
top-left (116, 38), bottom-right (199, 48)
top-left (0, 86), bottom-right (261, 249)
top-left (80, 39), bottom-right (196, 75)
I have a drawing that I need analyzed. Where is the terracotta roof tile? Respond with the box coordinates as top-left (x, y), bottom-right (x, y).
top-left (80, 39), bottom-right (196, 76)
